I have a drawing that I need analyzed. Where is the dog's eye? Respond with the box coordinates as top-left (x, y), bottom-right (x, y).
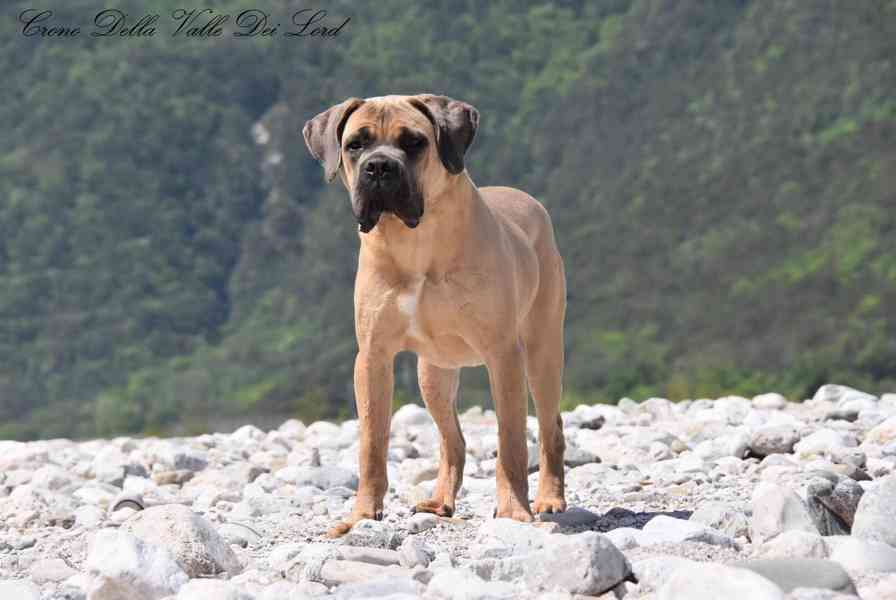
top-left (345, 140), bottom-right (363, 152)
top-left (402, 136), bottom-right (426, 152)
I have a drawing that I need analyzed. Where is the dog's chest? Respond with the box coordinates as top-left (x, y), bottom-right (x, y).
top-left (396, 278), bottom-right (425, 339)
top-left (396, 274), bottom-right (485, 367)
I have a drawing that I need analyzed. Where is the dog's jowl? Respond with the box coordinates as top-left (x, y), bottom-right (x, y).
top-left (303, 94), bottom-right (568, 537)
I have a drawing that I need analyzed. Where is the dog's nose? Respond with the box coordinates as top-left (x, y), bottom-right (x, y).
top-left (363, 157), bottom-right (397, 181)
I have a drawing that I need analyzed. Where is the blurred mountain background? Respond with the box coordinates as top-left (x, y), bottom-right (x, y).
top-left (1, 0), bottom-right (895, 439)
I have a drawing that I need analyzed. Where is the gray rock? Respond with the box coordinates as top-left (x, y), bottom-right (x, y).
top-left (803, 472), bottom-right (863, 528)
top-left (754, 393), bottom-right (788, 410)
top-left (471, 518), bottom-right (552, 559)
top-left (734, 559), bottom-right (857, 594)
top-left (329, 575), bottom-right (420, 599)
top-left (408, 511), bottom-right (437, 533)
top-left (751, 425), bottom-right (800, 457)
top-left (85, 529), bottom-right (188, 600)
top-left (538, 506), bottom-right (599, 528)
top-left (277, 419), bottom-right (307, 440)
top-left (754, 530), bottom-right (829, 559)
top-left (690, 502), bottom-right (749, 539)
top-left (343, 519), bottom-right (400, 549)
top-left (632, 555), bottom-right (697, 592)
top-left (291, 466), bottom-right (358, 491)
top-left (852, 475), bottom-right (896, 547)
top-left (794, 429), bottom-right (858, 458)
top-left (826, 535), bottom-right (896, 573)
top-left (786, 589), bottom-right (859, 600)
top-left (640, 515), bottom-right (738, 547)
top-left (603, 527), bottom-right (641, 550)
top-left (398, 536), bottom-right (434, 568)
top-left (658, 562), bottom-right (785, 600)
top-left (260, 580), bottom-right (323, 599)
top-left (75, 505), bottom-right (106, 529)
top-left (219, 522), bottom-right (262, 548)
top-left (175, 579), bottom-right (253, 600)
top-left (121, 504), bottom-right (242, 577)
top-left (867, 416), bottom-right (896, 445)
top-left (695, 430), bottom-right (751, 460)
top-left (0, 580), bottom-right (40, 600)
top-left (813, 384), bottom-right (878, 412)
top-left (751, 481), bottom-right (821, 544)
top-left (391, 404), bottom-right (433, 430)
top-left (29, 557), bottom-right (77, 583)
top-left (475, 531), bottom-right (631, 596)
top-left (427, 569), bottom-right (516, 600)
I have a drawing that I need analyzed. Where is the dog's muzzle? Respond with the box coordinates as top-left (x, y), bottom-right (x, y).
top-left (354, 153), bottom-right (423, 233)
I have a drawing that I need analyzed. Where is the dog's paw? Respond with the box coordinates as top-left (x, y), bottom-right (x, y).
top-left (533, 496), bottom-right (567, 514)
top-left (412, 499), bottom-right (454, 517)
top-left (325, 509), bottom-right (384, 538)
top-left (326, 521), bottom-right (353, 538)
top-left (494, 506), bottom-right (534, 522)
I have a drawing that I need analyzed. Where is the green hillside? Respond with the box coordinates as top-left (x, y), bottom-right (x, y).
top-left (1, 0), bottom-right (894, 439)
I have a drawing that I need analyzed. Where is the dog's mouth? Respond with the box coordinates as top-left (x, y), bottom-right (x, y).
top-left (355, 189), bottom-right (423, 233)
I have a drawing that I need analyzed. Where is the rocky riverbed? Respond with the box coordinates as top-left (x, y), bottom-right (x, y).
top-left (1, 384), bottom-right (895, 599)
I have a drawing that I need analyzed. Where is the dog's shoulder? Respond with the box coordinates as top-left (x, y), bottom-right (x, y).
top-left (478, 186), bottom-right (554, 245)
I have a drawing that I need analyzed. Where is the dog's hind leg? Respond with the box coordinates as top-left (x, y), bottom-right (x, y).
top-left (413, 358), bottom-right (464, 517)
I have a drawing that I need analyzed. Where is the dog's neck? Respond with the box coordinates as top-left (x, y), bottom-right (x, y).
top-left (357, 172), bottom-right (483, 279)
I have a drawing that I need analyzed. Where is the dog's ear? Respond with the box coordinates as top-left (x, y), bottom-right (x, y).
top-left (303, 97), bottom-right (365, 182)
top-left (409, 94), bottom-right (479, 175)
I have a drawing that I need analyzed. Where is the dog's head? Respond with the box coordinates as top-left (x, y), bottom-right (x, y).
top-left (303, 94), bottom-right (479, 233)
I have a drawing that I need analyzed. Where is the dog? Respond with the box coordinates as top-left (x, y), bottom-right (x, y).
top-left (303, 94), bottom-right (567, 537)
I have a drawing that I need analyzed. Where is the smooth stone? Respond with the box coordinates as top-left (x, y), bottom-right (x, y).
top-left (813, 385), bottom-right (877, 411)
top-left (852, 475), bottom-right (896, 547)
top-left (867, 417), bottom-right (896, 446)
top-left (750, 425), bottom-right (800, 457)
top-left (408, 511), bottom-right (438, 534)
top-left (398, 536), bottom-right (434, 568)
top-left (278, 419), bottom-right (307, 440)
top-left (538, 506), bottom-right (600, 528)
top-left (751, 482), bottom-right (820, 544)
top-left (640, 515), bottom-right (737, 548)
top-left (632, 555), bottom-right (697, 592)
top-left (826, 535), bottom-right (896, 573)
top-left (391, 404), bottom-right (433, 430)
top-left (753, 393), bottom-right (788, 410)
top-left (473, 531), bottom-right (631, 596)
top-left (794, 430), bottom-right (858, 458)
top-left (658, 562), bottom-right (785, 600)
top-left (175, 579), bottom-right (253, 600)
top-left (734, 558), bottom-right (857, 594)
top-left (0, 580), bottom-right (40, 600)
top-left (471, 518), bottom-right (552, 559)
top-left (120, 504), bottom-right (242, 577)
top-left (30, 557), bottom-right (78, 583)
top-left (291, 466), bottom-right (358, 491)
top-left (85, 529), bottom-right (188, 600)
top-left (754, 530), bottom-right (829, 559)
top-left (343, 519), bottom-right (400, 550)
top-left (427, 569), bottom-right (516, 600)
top-left (690, 501), bottom-right (749, 539)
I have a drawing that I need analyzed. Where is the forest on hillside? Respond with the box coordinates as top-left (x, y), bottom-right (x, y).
top-left (1, 0), bottom-right (895, 439)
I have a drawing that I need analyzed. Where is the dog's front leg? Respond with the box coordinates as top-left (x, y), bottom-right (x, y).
top-left (486, 341), bottom-right (534, 522)
top-left (327, 349), bottom-right (394, 537)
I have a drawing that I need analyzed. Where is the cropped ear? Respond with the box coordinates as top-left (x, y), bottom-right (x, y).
top-left (302, 97), bottom-right (364, 182)
top-left (408, 94), bottom-right (479, 174)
